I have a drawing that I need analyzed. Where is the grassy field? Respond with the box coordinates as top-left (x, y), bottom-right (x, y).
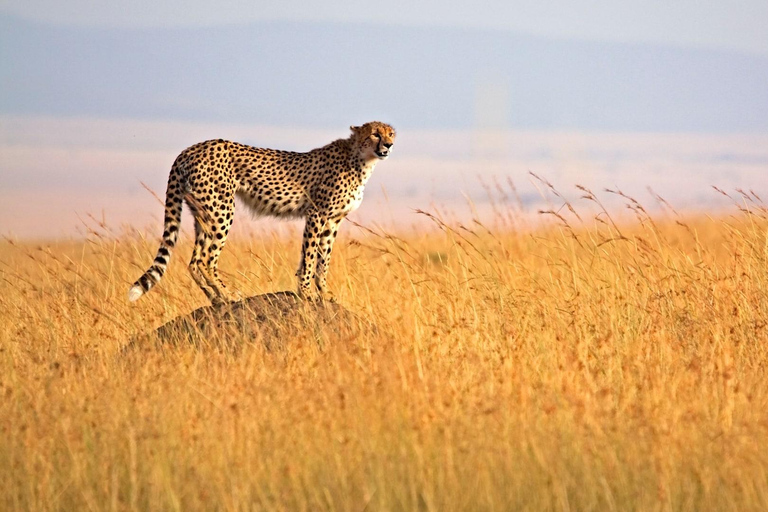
top-left (1, 185), bottom-right (767, 511)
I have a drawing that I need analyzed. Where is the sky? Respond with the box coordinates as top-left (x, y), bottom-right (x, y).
top-left (2, 0), bottom-right (767, 55)
top-left (1, 0), bottom-right (767, 238)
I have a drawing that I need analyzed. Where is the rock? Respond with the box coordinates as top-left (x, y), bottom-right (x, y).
top-left (126, 291), bottom-right (377, 351)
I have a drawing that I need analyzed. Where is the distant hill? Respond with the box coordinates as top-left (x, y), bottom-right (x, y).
top-left (1, 14), bottom-right (767, 132)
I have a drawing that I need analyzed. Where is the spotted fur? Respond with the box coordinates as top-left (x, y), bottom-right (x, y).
top-left (128, 121), bottom-right (396, 304)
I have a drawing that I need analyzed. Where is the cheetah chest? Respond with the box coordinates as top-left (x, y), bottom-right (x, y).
top-left (345, 187), bottom-right (365, 214)
top-left (336, 163), bottom-right (376, 215)
top-left (329, 186), bottom-right (365, 217)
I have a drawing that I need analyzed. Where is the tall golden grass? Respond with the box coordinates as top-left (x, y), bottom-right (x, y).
top-left (1, 182), bottom-right (767, 511)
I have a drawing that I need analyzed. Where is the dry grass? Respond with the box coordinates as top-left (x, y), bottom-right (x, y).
top-left (1, 183), bottom-right (768, 511)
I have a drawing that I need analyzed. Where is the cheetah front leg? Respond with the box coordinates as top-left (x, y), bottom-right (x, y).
top-left (296, 210), bottom-right (324, 299)
top-left (314, 216), bottom-right (342, 300)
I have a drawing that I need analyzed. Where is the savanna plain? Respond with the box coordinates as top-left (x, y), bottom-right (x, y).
top-left (1, 183), bottom-right (768, 511)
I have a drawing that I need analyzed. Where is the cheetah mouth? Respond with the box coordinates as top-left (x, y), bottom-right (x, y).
top-left (375, 151), bottom-right (389, 159)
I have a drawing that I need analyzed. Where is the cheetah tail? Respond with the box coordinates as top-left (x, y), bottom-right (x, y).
top-left (127, 187), bottom-right (185, 302)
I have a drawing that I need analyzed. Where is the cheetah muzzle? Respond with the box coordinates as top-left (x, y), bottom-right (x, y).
top-left (128, 121), bottom-right (396, 304)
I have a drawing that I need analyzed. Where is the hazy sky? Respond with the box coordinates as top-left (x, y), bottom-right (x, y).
top-left (2, 0), bottom-right (767, 238)
top-left (2, 0), bottom-right (767, 55)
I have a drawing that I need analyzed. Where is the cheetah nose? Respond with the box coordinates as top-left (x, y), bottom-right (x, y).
top-left (383, 142), bottom-right (393, 149)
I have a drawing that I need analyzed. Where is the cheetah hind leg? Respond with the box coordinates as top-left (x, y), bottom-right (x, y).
top-left (199, 220), bottom-right (241, 304)
top-left (187, 221), bottom-right (225, 304)
top-left (185, 195), bottom-right (238, 305)
top-left (189, 239), bottom-right (239, 305)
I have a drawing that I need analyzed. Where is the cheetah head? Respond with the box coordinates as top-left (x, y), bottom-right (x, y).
top-left (351, 122), bottom-right (396, 161)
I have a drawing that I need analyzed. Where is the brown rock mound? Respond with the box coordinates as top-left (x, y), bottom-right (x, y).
top-left (126, 291), bottom-right (377, 351)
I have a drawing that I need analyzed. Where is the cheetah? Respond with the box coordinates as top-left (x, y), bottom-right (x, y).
top-left (128, 121), bottom-right (396, 304)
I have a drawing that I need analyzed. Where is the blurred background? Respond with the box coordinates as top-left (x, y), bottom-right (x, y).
top-left (2, 0), bottom-right (767, 238)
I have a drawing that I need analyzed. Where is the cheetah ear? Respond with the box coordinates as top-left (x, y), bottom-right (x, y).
top-left (350, 125), bottom-right (360, 134)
